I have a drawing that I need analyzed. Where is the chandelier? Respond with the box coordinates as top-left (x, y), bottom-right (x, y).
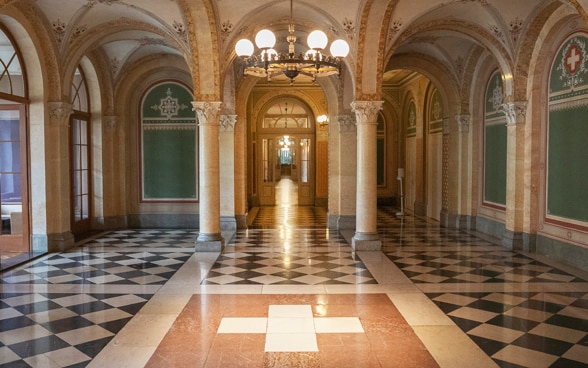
top-left (234, 0), bottom-right (350, 83)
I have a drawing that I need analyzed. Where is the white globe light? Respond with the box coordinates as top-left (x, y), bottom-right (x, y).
top-left (330, 39), bottom-right (350, 58)
top-left (235, 39), bottom-right (254, 57)
top-left (255, 29), bottom-right (276, 49)
top-left (307, 30), bottom-right (328, 50)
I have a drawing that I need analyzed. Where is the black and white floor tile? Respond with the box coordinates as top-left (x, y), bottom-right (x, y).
top-left (1, 206), bottom-right (588, 367)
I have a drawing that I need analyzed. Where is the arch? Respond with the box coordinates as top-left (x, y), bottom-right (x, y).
top-left (178, 0), bottom-right (222, 100)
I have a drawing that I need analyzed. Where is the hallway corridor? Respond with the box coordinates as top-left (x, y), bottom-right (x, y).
top-left (1, 201), bottom-right (587, 367)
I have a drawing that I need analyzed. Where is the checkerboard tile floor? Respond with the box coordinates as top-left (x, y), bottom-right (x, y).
top-left (380, 211), bottom-right (588, 368)
top-left (1, 204), bottom-right (588, 367)
top-left (0, 229), bottom-right (194, 367)
top-left (202, 225), bottom-right (377, 285)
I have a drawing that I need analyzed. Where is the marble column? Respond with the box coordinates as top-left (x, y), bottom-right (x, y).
top-left (193, 101), bottom-right (224, 251)
top-left (45, 102), bottom-right (75, 251)
top-left (501, 101), bottom-right (533, 250)
top-left (351, 101), bottom-right (383, 250)
top-left (219, 114), bottom-right (237, 232)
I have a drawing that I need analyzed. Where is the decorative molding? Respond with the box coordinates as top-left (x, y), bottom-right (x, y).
top-left (351, 101), bottom-right (383, 125)
top-left (456, 114), bottom-right (470, 133)
top-left (52, 18), bottom-right (66, 45)
top-left (387, 19), bottom-right (403, 42)
top-left (336, 114), bottom-right (356, 133)
top-left (172, 20), bottom-right (188, 44)
top-left (220, 114), bottom-right (237, 132)
top-left (48, 102), bottom-right (73, 127)
top-left (86, 0), bottom-right (121, 7)
top-left (509, 17), bottom-right (524, 44)
top-left (220, 20), bottom-right (234, 43)
top-left (192, 101), bottom-right (222, 126)
top-left (502, 101), bottom-right (527, 125)
top-left (342, 17), bottom-right (355, 40)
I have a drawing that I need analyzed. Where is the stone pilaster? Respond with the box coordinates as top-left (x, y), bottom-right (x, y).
top-left (45, 102), bottom-right (74, 251)
top-left (351, 101), bottom-right (383, 250)
top-left (193, 101), bottom-right (224, 251)
top-left (328, 113), bottom-right (357, 229)
top-left (501, 101), bottom-right (533, 250)
top-left (219, 114), bottom-right (237, 232)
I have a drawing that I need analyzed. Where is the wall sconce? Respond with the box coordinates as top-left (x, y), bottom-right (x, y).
top-left (317, 114), bottom-right (328, 128)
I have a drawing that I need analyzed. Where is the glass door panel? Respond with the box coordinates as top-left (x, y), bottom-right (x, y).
top-left (71, 117), bottom-right (91, 234)
top-left (0, 105), bottom-right (29, 262)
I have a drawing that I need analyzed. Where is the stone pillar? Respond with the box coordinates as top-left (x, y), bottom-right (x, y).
top-left (219, 114), bottom-right (237, 232)
top-left (193, 101), bottom-right (224, 251)
top-left (45, 102), bottom-right (75, 251)
top-left (351, 101), bottom-right (383, 250)
top-left (501, 101), bottom-right (533, 250)
top-left (440, 117), bottom-right (451, 226)
top-left (328, 113), bottom-right (357, 229)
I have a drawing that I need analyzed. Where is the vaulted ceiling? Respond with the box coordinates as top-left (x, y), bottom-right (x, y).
top-left (7, 0), bottom-right (573, 85)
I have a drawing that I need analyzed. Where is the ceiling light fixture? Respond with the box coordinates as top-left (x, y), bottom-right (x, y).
top-left (234, 0), bottom-right (349, 83)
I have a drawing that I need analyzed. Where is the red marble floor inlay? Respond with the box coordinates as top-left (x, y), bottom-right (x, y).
top-left (146, 294), bottom-right (439, 368)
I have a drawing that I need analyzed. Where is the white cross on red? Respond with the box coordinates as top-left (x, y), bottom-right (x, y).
top-left (566, 44), bottom-right (582, 74)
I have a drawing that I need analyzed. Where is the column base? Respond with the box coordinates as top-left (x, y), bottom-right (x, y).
top-left (352, 232), bottom-right (381, 251)
top-left (502, 230), bottom-right (536, 252)
top-left (195, 233), bottom-right (225, 252)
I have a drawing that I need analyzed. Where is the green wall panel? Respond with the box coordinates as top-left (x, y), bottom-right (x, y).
top-left (547, 108), bottom-right (588, 221)
top-left (143, 130), bottom-right (196, 199)
top-left (141, 82), bottom-right (196, 201)
top-left (484, 124), bottom-right (507, 205)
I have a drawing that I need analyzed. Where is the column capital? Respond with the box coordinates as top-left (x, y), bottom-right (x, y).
top-left (442, 117), bottom-right (450, 135)
top-left (501, 101), bottom-right (527, 126)
top-left (48, 102), bottom-right (72, 127)
top-left (351, 100), bottom-right (383, 125)
top-left (336, 114), bottom-right (356, 133)
top-left (220, 114), bottom-right (237, 132)
top-left (192, 101), bottom-right (222, 126)
top-left (456, 114), bottom-right (470, 133)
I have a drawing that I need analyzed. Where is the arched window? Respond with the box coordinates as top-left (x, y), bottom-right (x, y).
top-left (0, 27), bottom-right (26, 99)
top-left (71, 66), bottom-right (91, 234)
top-left (483, 71), bottom-right (507, 208)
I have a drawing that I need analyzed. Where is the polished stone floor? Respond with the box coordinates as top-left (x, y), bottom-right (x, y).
top-left (1, 178), bottom-right (587, 367)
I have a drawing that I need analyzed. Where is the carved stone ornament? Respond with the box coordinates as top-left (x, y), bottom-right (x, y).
top-left (192, 101), bottom-right (222, 126)
top-left (336, 114), bottom-right (356, 133)
top-left (220, 114), bottom-right (237, 132)
top-left (351, 101), bottom-right (384, 125)
top-left (456, 114), bottom-right (470, 133)
top-left (501, 101), bottom-right (527, 125)
top-left (48, 102), bottom-right (73, 127)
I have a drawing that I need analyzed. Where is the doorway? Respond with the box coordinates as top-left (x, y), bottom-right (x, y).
top-left (0, 104), bottom-right (31, 268)
top-left (258, 134), bottom-right (314, 206)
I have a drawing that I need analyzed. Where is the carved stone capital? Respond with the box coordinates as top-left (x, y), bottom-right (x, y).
top-left (456, 114), bottom-right (470, 133)
top-left (501, 101), bottom-right (527, 126)
top-left (336, 114), bottom-right (356, 133)
top-left (48, 102), bottom-right (72, 127)
top-left (443, 117), bottom-right (450, 135)
top-left (220, 114), bottom-right (237, 132)
top-left (351, 100), bottom-right (383, 125)
top-left (192, 101), bottom-right (222, 126)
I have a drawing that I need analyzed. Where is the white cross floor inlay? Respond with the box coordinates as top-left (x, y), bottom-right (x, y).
top-left (216, 305), bottom-right (365, 352)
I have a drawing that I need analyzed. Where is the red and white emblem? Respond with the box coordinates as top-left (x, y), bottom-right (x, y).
top-left (566, 44), bottom-right (582, 74)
